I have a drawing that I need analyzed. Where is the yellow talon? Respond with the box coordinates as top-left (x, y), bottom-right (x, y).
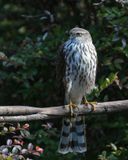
top-left (82, 97), bottom-right (97, 111)
top-left (68, 101), bottom-right (78, 116)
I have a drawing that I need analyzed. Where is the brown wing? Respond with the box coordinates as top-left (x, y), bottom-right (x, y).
top-left (56, 44), bottom-right (66, 105)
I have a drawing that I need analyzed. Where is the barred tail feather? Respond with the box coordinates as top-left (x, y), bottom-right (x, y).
top-left (58, 116), bottom-right (87, 154)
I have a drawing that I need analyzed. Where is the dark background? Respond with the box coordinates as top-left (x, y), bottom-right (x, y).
top-left (0, 0), bottom-right (128, 159)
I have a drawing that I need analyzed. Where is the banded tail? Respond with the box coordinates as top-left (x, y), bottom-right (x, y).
top-left (58, 116), bottom-right (87, 154)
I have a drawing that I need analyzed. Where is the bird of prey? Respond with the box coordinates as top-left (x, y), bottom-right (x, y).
top-left (56, 27), bottom-right (97, 154)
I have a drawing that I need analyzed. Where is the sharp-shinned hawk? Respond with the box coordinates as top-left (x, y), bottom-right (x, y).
top-left (57, 27), bottom-right (97, 154)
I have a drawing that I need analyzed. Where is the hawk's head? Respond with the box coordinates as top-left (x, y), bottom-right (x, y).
top-left (69, 27), bottom-right (92, 42)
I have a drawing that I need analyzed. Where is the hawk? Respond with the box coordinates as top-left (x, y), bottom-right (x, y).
top-left (57, 27), bottom-right (97, 154)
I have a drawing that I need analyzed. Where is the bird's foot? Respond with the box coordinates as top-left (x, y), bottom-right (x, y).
top-left (68, 101), bottom-right (78, 117)
top-left (83, 98), bottom-right (97, 111)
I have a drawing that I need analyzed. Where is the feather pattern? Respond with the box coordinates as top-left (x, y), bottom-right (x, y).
top-left (57, 27), bottom-right (97, 154)
top-left (58, 116), bottom-right (87, 154)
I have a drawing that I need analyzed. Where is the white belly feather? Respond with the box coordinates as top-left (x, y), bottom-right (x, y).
top-left (64, 41), bottom-right (97, 105)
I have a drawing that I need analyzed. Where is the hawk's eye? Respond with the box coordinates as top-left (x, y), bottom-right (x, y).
top-left (76, 33), bottom-right (82, 36)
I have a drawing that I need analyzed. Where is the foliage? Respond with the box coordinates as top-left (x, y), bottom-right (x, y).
top-left (0, 0), bottom-right (128, 160)
top-left (0, 123), bottom-right (43, 159)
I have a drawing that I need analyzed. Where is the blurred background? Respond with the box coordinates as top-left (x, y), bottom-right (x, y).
top-left (0, 0), bottom-right (128, 159)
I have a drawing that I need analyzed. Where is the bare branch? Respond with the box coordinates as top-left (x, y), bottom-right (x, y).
top-left (0, 100), bottom-right (127, 122)
top-left (0, 106), bottom-right (43, 116)
top-left (0, 113), bottom-right (48, 122)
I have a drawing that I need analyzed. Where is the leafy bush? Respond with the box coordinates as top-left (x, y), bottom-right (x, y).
top-left (0, 123), bottom-right (43, 159)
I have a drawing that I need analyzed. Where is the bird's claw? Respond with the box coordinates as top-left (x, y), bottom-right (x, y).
top-left (83, 98), bottom-right (97, 111)
top-left (68, 101), bottom-right (79, 117)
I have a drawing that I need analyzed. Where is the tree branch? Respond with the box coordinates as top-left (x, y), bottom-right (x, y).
top-left (0, 100), bottom-right (128, 122)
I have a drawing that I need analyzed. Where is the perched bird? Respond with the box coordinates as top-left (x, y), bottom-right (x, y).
top-left (56, 27), bottom-right (97, 154)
